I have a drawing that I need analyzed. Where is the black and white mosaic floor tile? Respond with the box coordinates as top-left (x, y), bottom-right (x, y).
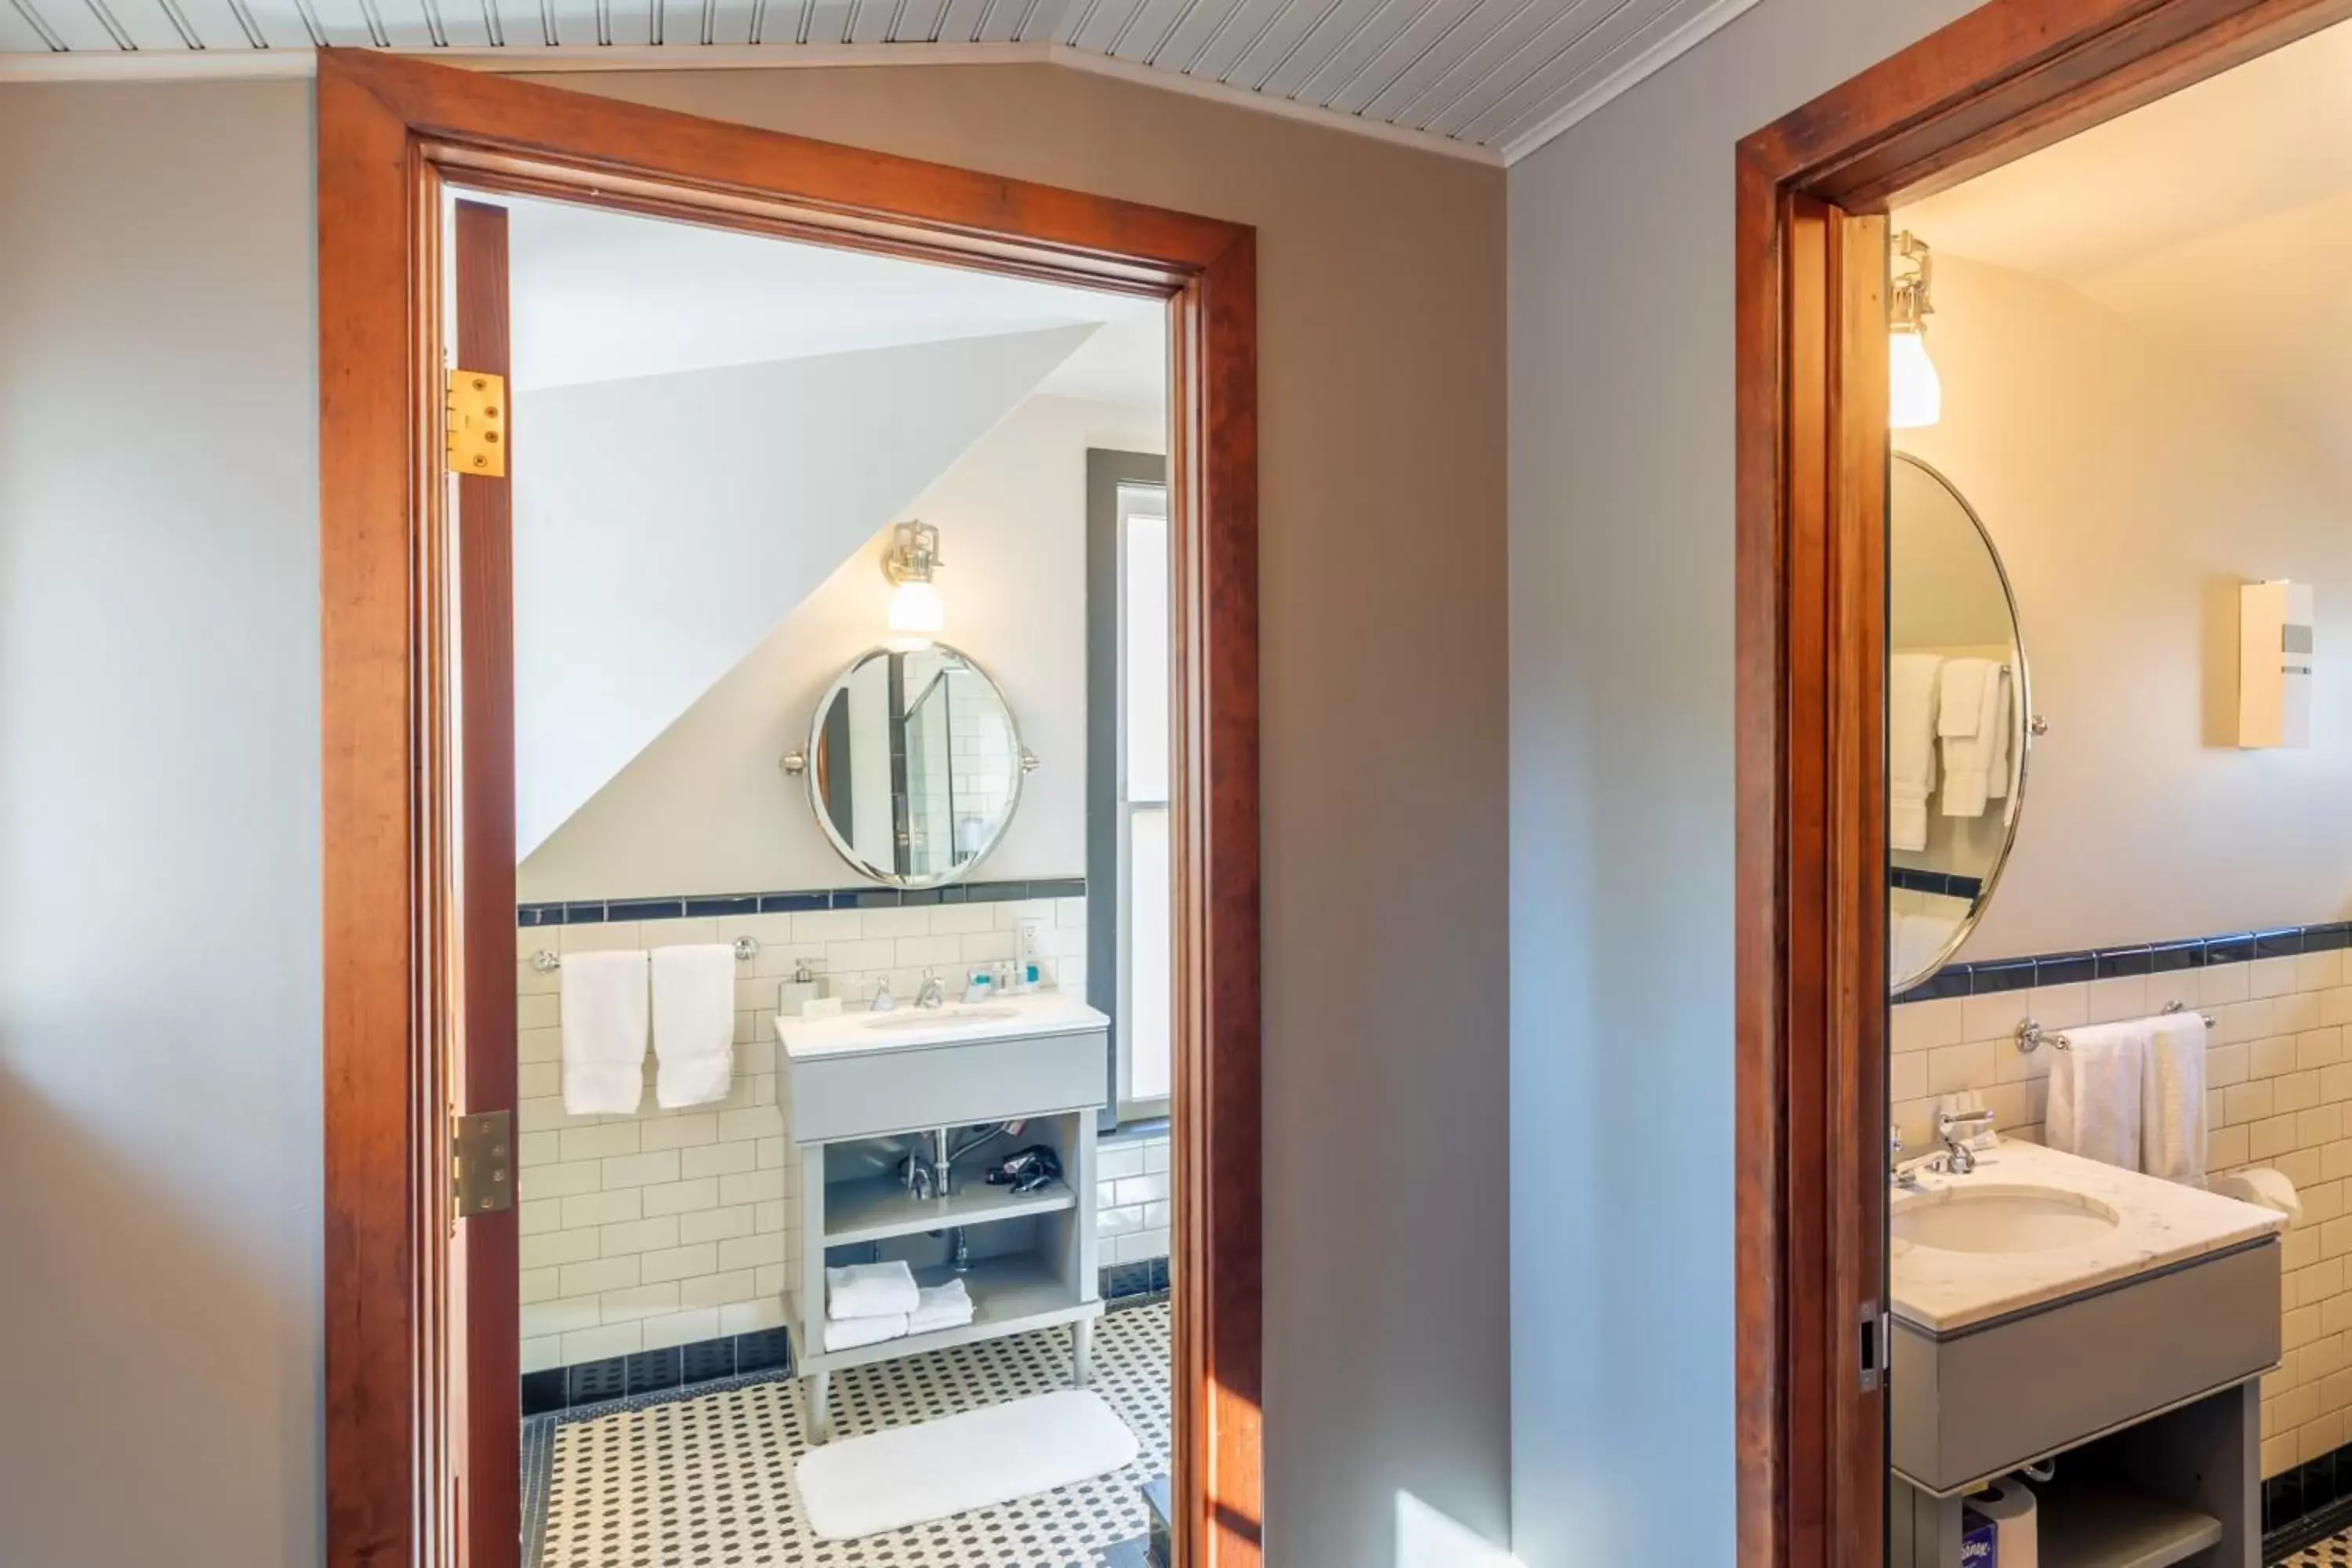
top-left (537, 1302), bottom-right (1171, 1568)
top-left (2282, 1534), bottom-right (2352, 1565)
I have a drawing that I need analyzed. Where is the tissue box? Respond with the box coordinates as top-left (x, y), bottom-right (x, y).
top-left (1959, 1506), bottom-right (1997, 1566)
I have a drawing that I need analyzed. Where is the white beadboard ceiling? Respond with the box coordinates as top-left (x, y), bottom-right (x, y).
top-left (0, 0), bottom-right (1761, 162)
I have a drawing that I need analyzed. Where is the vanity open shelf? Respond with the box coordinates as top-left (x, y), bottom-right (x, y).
top-left (821, 1172), bottom-right (1078, 1248)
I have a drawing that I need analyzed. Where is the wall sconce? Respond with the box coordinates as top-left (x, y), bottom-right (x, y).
top-left (883, 519), bottom-right (945, 647)
top-left (1890, 230), bottom-right (1942, 430)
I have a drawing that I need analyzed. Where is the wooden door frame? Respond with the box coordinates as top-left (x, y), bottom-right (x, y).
top-left (318, 48), bottom-right (1261, 1568)
top-left (1734, 0), bottom-right (2352, 1562)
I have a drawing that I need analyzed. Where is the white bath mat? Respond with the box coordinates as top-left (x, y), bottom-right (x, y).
top-left (792, 1388), bottom-right (1140, 1541)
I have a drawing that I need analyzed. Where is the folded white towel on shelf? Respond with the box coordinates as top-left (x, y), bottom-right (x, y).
top-left (651, 942), bottom-right (737, 1109)
top-left (559, 949), bottom-right (649, 1116)
top-left (2141, 1010), bottom-right (2209, 1186)
top-left (826, 1260), bottom-right (921, 1321)
top-left (908, 1278), bottom-right (976, 1335)
top-left (1889, 653), bottom-right (1945, 853)
top-left (1938, 659), bottom-right (2013, 818)
top-left (823, 1312), bottom-right (909, 1352)
top-left (2046, 1018), bottom-right (2147, 1172)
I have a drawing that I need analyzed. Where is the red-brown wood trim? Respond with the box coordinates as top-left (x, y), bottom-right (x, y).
top-left (318, 47), bottom-right (1261, 1568)
top-left (321, 57), bottom-right (435, 1568)
top-left (454, 195), bottom-right (521, 1568)
top-left (1734, 2), bottom-right (2352, 1565)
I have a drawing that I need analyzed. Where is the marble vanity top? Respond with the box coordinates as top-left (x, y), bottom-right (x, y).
top-left (774, 989), bottom-right (1109, 1062)
top-left (1890, 1141), bottom-right (2285, 1334)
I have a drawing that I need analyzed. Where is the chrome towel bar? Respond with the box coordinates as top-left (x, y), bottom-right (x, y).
top-left (2015, 999), bottom-right (2212, 1054)
top-left (530, 935), bottom-right (759, 973)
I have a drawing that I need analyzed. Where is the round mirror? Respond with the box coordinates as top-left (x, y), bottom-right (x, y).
top-left (802, 644), bottom-right (1027, 888)
top-left (1890, 453), bottom-right (2033, 995)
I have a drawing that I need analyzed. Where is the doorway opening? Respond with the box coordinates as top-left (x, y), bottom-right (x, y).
top-left (318, 49), bottom-right (1260, 1568)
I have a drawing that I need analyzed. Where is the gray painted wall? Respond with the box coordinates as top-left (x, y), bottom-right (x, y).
top-left (1504, 2), bottom-right (1980, 1563)
top-left (0, 81), bottom-right (322, 1566)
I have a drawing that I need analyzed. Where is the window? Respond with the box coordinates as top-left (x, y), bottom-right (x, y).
top-left (1118, 487), bottom-right (1172, 1113)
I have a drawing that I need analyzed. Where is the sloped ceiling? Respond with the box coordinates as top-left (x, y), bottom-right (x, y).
top-left (513, 325), bottom-right (1101, 857)
top-left (0, 0), bottom-right (1762, 162)
top-left (1897, 17), bottom-right (2352, 481)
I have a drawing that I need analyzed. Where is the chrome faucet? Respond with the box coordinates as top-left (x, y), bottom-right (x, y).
top-left (916, 967), bottom-right (947, 1009)
top-left (1940, 1109), bottom-right (1994, 1175)
top-left (869, 975), bottom-right (896, 1013)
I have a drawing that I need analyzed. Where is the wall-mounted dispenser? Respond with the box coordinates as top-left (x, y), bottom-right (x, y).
top-left (2238, 579), bottom-right (2313, 748)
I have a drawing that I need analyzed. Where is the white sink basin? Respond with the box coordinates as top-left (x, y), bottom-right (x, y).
top-left (1893, 1184), bottom-right (2122, 1254)
top-left (862, 1006), bottom-right (1021, 1032)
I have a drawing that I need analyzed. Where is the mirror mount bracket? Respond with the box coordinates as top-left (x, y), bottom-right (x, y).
top-left (781, 750), bottom-right (808, 776)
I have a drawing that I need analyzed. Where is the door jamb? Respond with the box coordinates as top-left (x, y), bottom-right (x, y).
top-left (1735, 0), bottom-right (2352, 1562)
top-left (318, 47), bottom-right (1261, 1568)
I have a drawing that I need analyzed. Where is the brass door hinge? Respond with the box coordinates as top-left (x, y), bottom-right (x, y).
top-left (446, 368), bottom-right (506, 477)
top-left (452, 1109), bottom-right (514, 1217)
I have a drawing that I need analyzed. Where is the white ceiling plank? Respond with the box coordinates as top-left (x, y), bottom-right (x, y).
top-left (1216, 0), bottom-right (1345, 89)
top-left (169, 0), bottom-right (270, 46)
top-left (967, 0), bottom-right (1022, 41)
top-left (798, 0), bottom-right (858, 39)
top-left (1358, 0), bottom-right (1536, 124)
top-left (0, 0), bottom-right (60, 45)
top-left (297, 0), bottom-right (381, 39)
top-left (1444, 0), bottom-right (1661, 141)
top-left (232, 0), bottom-right (328, 45)
top-left (887, 0), bottom-right (945, 36)
top-left (1010, 0), bottom-right (1073, 41)
top-left (419, 0), bottom-right (492, 42)
top-left (1064, 0), bottom-right (1138, 51)
top-left (1244, 0), bottom-right (1370, 94)
top-left (1392, 0), bottom-right (1601, 130)
top-left (1319, 0), bottom-right (1483, 114)
top-left (1179, 0), bottom-right (1290, 78)
top-left (27, 0), bottom-right (129, 47)
top-left (596, 0), bottom-right (653, 44)
top-left (100, 0), bottom-right (194, 46)
top-left (1099, 0), bottom-right (1181, 60)
top-left (1272, 0), bottom-right (1414, 103)
top-left (843, 0), bottom-right (890, 42)
top-left (485, 0), bottom-right (550, 40)
top-left (350, 0), bottom-right (440, 44)
top-left (933, 0), bottom-right (985, 38)
top-left (701, 0), bottom-right (756, 42)
top-left (1138, 0), bottom-right (1237, 71)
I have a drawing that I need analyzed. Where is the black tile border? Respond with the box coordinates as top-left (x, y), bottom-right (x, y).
top-left (1103, 1257), bottom-right (1171, 1302)
top-left (2265, 1439), bottom-right (2352, 1558)
top-left (519, 878), bottom-right (1085, 927)
top-left (1896, 917), bottom-right (2352, 1006)
top-left (1889, 866), bottom-right (1984, 902)
top-left (526, 1325), bottom-right (796, 1414)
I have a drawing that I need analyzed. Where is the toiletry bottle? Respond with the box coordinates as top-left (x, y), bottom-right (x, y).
top-left (777, 957), bottom-right (825, 1017)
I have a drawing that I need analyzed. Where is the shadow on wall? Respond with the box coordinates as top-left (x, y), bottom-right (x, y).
top-left (1396, 1490), bottom-right (1520, 1568)
top-left (0, 1061), bottom-right (318, 1564)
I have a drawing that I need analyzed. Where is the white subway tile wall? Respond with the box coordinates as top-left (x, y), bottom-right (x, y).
top-left (1096, 1131), bottom-right (1173, 1265)
top-left (517, 895), bottom-right (1090, 1373)
top-left (1895, 945), bottom-right (2350, 1479)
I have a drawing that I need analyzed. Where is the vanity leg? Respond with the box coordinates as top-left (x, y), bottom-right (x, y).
top-left (1073, 1318), bottom-right (1094, 1388)
top-left (808, 1370), bottom-right (833, 1445)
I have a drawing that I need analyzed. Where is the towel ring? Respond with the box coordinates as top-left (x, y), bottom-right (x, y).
top-left (531, 935), bottom-right (758, 974)
top-left (2015, 999), bottom-right (2212, 1054)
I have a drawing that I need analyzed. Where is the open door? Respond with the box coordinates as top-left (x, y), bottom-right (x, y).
top-left (452, 195), bottom-right (521, 1568)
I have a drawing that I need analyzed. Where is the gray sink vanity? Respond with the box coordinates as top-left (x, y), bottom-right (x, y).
top-left (776, 991), bottom-right (1111, 1443)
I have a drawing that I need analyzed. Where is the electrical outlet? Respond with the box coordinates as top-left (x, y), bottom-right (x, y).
top-left (1016, 918), bottom-right (1046, 966)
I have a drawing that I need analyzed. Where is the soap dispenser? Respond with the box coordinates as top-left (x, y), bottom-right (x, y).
top-left (776, 957), bottom-right (826, 1017)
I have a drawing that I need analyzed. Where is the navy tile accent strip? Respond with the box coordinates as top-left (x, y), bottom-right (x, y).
top-left (526, 1327), bottom-right (795, 1411)
top-left (1897, 916), bottom-right (2352, 1004)
top-left (1889, 866), bottom-right (1985, 901)
top-left (518, 879), bottom-right (1085, 926)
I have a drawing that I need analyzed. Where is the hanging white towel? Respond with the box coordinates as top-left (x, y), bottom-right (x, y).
top-left (1938, 659), bottom-right (2013, 818)
top-left (559, 949), bottom-right (650, 1116)
top-left (908, 1278), bottom-right (976, 1335)
top-left (826, 1260), bottom-right (920, 1321)
top-left (1890, 912), bottom-right (1960, 985)
top-left (1890, 653), bottom-right (1945, 853)
top-left (2141, 1011), bottom-right (2209, 1186)
top-left (2046, 1018), bottom-right (2147, 1171)
top-left (823, 1312), bottom-right (909, 1352)
top-left (651, 943), bottom-right (737, 1109)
